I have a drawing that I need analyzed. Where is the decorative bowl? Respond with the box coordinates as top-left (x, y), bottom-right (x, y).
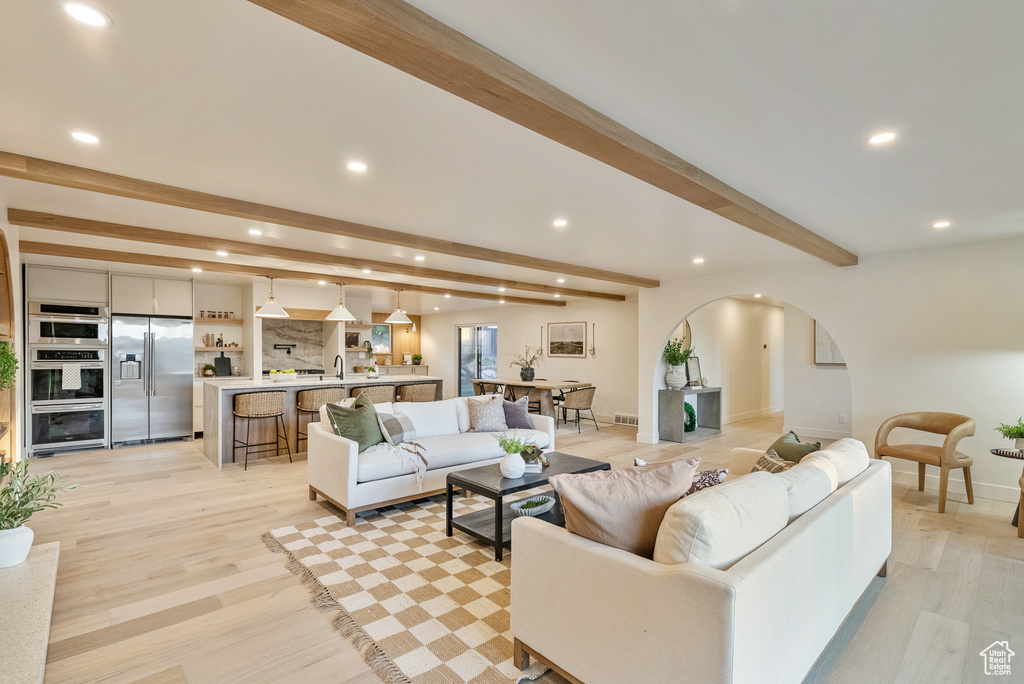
top-left (510, 495), bottom-right (555, 517)
top-left (270, 372), bottom-right (297, 382)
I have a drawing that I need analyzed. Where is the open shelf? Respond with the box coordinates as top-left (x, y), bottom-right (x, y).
top-left (196, 346), bottom-right (244, 352)
top-left (195, 317), bottom-right (244, 324)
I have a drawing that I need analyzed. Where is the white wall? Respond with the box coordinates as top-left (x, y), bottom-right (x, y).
top-left (638, 235), bottom-right (1024, 502)
top-left (670, 298), bottom-right (784, 424)
top-left (783, 304), bottom-right (852, 440)
top-left (421, 296), bottom-right (639, 422)
top-left (0, 209), bottom-right (21, 460)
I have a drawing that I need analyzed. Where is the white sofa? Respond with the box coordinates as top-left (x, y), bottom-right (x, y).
top-left (308, 397), bottom-right (555, 524)
top-left (511, 440), bottom-right (891, 684)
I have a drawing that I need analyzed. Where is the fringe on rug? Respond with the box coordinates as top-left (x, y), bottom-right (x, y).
top-left (262, 531), bottom-right (412, 684)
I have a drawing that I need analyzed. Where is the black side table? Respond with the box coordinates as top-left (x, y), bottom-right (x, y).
top-left (990, 448), bottom-right (1024, 525)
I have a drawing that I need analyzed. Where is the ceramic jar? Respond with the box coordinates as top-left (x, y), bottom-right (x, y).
top-left (500, 452), bottom-right (526, 479)
top-left (520, 367), bottom-right (536, 382)
top-left (0, 525), bottom-right (34, 568)
top-left (665, 365), bottom-right (689, 389)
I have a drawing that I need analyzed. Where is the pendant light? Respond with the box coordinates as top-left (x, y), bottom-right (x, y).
top-left (325, 283), bottom-right (355, 321)
top-left (385, 289), bottom-right (412, 324)
top-left (255, 276), bottom-right (289, 318)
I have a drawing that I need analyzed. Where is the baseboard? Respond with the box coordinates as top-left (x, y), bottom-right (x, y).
top-left (889, 466), bottom-right (1019, 503)
top-left (724, 405), bottom-right (783, 426)
top-left (783, 425), bottom-right (853, 441)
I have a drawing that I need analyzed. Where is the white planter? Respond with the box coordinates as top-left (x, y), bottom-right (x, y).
top-left (0, 525), bottom-right (34, 568)
top-left (500, 452), bottom-right (526, 479)
top-left (665, 365), bottom-right (689, 389)
top-left (1016, 438), bottom-right (1024, 451)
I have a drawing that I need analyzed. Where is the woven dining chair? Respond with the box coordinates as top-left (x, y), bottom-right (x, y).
top-left (232, 390), bottom-right (290, 470)
top-left (561, 387), bottom-right (599, 433)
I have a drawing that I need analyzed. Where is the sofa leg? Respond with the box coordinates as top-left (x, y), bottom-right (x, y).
top-left (877, 559), bottom-right (888, 578)
top-left (938, 466), bottom-right (949, 513)
top-left (963, 467), bottom-right (974, 504)
top-left (308, 486), bottom-right (317, 501)
top-left (345, 509), bottom-right (356, 526)
top-left (918, 463), bottom-right (926, 492)
top-left (514, 638), bottom-right (530, 671)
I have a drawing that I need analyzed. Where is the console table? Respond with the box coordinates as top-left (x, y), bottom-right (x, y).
top-left (658, 387), bottom-right (722, 443)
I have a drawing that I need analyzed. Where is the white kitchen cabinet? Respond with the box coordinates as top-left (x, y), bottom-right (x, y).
top-left (112, 275), bottom-right (193, 316)
top-left (193, 381), bottom-right (204, 433)
top-left (26, 266), bottom-right (108, 304)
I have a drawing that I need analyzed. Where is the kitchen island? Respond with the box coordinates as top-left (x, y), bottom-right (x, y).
top-left (202, 375), bottom-right (444, 468)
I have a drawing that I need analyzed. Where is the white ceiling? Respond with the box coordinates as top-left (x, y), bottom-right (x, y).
top-left (1, 0), bottom-right (1020, 310)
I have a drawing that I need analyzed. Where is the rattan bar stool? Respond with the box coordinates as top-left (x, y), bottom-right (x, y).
top-left (349, 384), bottom-right (396, 403)
top-left (232, 390), bottom-right (290, 470)
top-left (296, 387), bottom-right (344, 451)
top-left (399, 383), bottom-right (438, 402)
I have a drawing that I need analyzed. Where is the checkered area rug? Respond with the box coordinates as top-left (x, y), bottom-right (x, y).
top-left (263, 492), bottom-right (549, 684)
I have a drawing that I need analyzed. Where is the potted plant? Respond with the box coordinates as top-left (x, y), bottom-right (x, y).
top-left (509, 346), bottom-right (543, 382)
top-left (0, 341), bottom-right (17, 390)
top-left (0, 460), bottom-right (76, 568)
top-left (366, 365), bottom-right (378, 378)
top-left (996, 418), bottom-right (1024, 451)
top-left (202, 363), bottom-right (216, 377)
top-left (495, 430), bottom-right (533, 478)
top-left (663, 338), bottom-right (694, 389)
top-left (412, 354), bottom-right (423, 366)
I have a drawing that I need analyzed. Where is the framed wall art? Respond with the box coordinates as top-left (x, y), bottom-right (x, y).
top-left (371, 323), bottom-right (392, 354)
top-left (547, 321), bottom-right (587, 359)
top-left (814, 320), bottom-right (845, 366)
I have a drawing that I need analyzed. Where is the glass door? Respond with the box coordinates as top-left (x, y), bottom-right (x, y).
top-left (457, 325), bottom-right (498, 397)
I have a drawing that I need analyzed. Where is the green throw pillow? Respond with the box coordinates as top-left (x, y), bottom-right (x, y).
top-left (323, 393), bottom-right (384, 453)
top-left (768, 431), bottom-right (822, 463)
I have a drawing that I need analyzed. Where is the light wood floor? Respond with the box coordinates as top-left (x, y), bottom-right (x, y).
top-left (26, 415), bottom-right (1024, 683)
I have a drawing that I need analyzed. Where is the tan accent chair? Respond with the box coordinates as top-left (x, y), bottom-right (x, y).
top-left (874, 412), bottom-right (975, 513)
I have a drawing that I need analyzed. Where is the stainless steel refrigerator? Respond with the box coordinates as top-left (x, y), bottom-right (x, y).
top-left (111, 316), bottom-right (193, 445)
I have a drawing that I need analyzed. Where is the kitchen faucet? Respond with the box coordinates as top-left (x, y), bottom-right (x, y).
top-left (334, 354), bottom-right (345, 380)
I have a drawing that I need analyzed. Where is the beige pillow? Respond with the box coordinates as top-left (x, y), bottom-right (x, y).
top-left (467, 395), bottom-right (507, 432)
top-left (550, 457), bottom-right (700, 558)
top-left (653, 472), bottom-right (789, 569)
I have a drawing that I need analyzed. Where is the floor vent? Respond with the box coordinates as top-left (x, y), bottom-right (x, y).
top-left (614, 413), bottom-right (639, 427)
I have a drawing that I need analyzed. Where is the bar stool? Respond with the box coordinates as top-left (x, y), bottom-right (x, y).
top-left (296, 387), bottom-right (344, 451)
top-left (232, 391), bottom-right (290, 470)
top-left (399, 383), bottom-right (438, 402)
top-left (348, 385), bottom-right (396, 404)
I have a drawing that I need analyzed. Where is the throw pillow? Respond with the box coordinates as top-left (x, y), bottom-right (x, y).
top-left (768, 431), bottom-right (822, 463)
top-left (503, 396), bottom-right (533, 430)
top-left (376, 411), bottom-right (417, 446)
top-left (323, 393), bottom-right (384, 453)
top-left (468, 395), bottom-right (508, 432)
top-left (687, 468), bottom-right (728, 495)
top-left (550, 457), bottom-right (701, 558)
top-left (751, 450), bottom-right (796, 474)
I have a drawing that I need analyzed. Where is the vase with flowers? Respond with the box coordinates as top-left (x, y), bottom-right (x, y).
top-left (510, 345), bottom-right (543, 382)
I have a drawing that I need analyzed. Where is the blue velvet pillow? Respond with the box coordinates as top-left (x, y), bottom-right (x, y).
top-left (503, 396), bottom-right (533, 430)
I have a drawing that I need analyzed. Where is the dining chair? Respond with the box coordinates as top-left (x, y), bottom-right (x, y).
top-left (560, 387), bottom-right (599, 433)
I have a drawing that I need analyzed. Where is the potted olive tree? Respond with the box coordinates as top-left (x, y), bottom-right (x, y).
top-left (996, 418), bottom-right (1024, 451)
top-left (0, 460), bottom-right (76, 567)
top-left (663, 338), bottom-right (694, 389)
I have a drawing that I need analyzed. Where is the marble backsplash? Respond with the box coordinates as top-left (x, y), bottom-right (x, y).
top-left (262, 319), bottom-right (324, 371)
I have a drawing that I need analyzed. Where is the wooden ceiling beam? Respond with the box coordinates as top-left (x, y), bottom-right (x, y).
top-left (18, 242), bottom-right (567, 307)
top-left (0, 151), bottom-right (659, 287)
top-left (8, 209), bottom-right (626, 302)
top-left (246, 0), bottom-right (857, 267)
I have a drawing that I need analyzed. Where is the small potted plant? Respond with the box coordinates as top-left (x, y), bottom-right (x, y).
top-left (0, 341), bottom-right (17, 390)
top-left (495, 430), bottom-right (534, 478)
top-left (0, 460), bottom-right (76, 568)
top-left (509, 346), bottom-right (542, 382)
top-left (412, 354), bottom-right (423, 366)
top-left (520, 444), bottom-right (549, 473)
top-left (663, 338), bottom-right (694, 389)
top-left (366, 365), bottom-right (378, 378)
top-left (996, 418), bottom-right (1024, 451)
top-left (202, 363), bottom-right (216, 377)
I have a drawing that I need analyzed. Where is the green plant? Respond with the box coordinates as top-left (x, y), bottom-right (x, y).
top-left (518, 498), bottom-right (549, 510)
top-left (0, 460), bottom-right (77, 530)
top-left (520, 444), bottom-right (543, 462)
top-left (0, 342), bottom-right (17, 391)
top-left (202, 363), bottom-right (215, 372)
top-left (412, 354), bottom-right (422, 361)
top-left (995, 418), bottom-right (1024, 440)
top-left (663, 338), bottom-right (694, 367)
top-left (684, 401), bottom-right (697, 433)
top-left (509, 346), bottom-right (542, 369)
top-left (495, 430), bottom-right (534, 455)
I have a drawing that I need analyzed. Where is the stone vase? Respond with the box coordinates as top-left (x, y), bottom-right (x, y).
top-left (520, 367), bottom-right (536, 382)
top-left (0, 525), bottom-right (34, 568)
top-left (500, 452), bottom-right (526, 479)
top-left (665, 364), bottom-right (689, 389)
top-left (1016, 438), bottom-right (1024, 451)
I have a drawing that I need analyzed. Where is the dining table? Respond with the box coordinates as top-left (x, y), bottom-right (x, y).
top-left (471, 378), bottom-right (592, 418)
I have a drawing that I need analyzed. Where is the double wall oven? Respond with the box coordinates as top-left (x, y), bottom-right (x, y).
top-left (28, 303), bottom-right (110, 454)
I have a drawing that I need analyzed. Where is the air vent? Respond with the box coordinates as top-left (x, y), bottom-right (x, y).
top-left (613, 413), bottom-right (638, 427)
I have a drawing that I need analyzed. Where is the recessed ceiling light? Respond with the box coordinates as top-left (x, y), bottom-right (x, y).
top-left (693, 258), bottom-right (704, 264)
top-left (71, 131), bottom-right (100, 144)
top-left (192, 267), bottom-right (202, 273)
top-left (556, 278), bottom-right (565, 283)
top-left (498, 287), bottom-right (506, 292)
top-left (248, 228), bottom-right (262, 236)
top-left (317, 280), bottom-right (326, 285)
top-left (754, 294), bottom-right (762, 298)
top-left (932, 221), bottom-right (951, 229)
top-left (868, 131), bottom-right (896, 145)
top-left (64, 3), bottom-right (110, 27)
top-left (434, 306), bottom-right (439, 310)
top-left (554, 294), bottom-right (561, 298)
top-left (362, 268), bottom-right (371, 274)
top-left (553, 219), bottom-right (568, 227)
top-left (444, 294), bottom-right (451, 298)
top-left (215, 250), bottom-right (228, 257)
top-left (347, 161), bottom-right (367, 172)
top-left (414, 255), bottom-right (425, 261)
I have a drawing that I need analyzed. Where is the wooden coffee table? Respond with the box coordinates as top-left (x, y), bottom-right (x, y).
top-left (445, 452), bottom-right (610, 561)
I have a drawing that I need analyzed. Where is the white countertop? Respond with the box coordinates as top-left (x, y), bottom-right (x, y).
top-left (203, 374), bottom-right (442, 391)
